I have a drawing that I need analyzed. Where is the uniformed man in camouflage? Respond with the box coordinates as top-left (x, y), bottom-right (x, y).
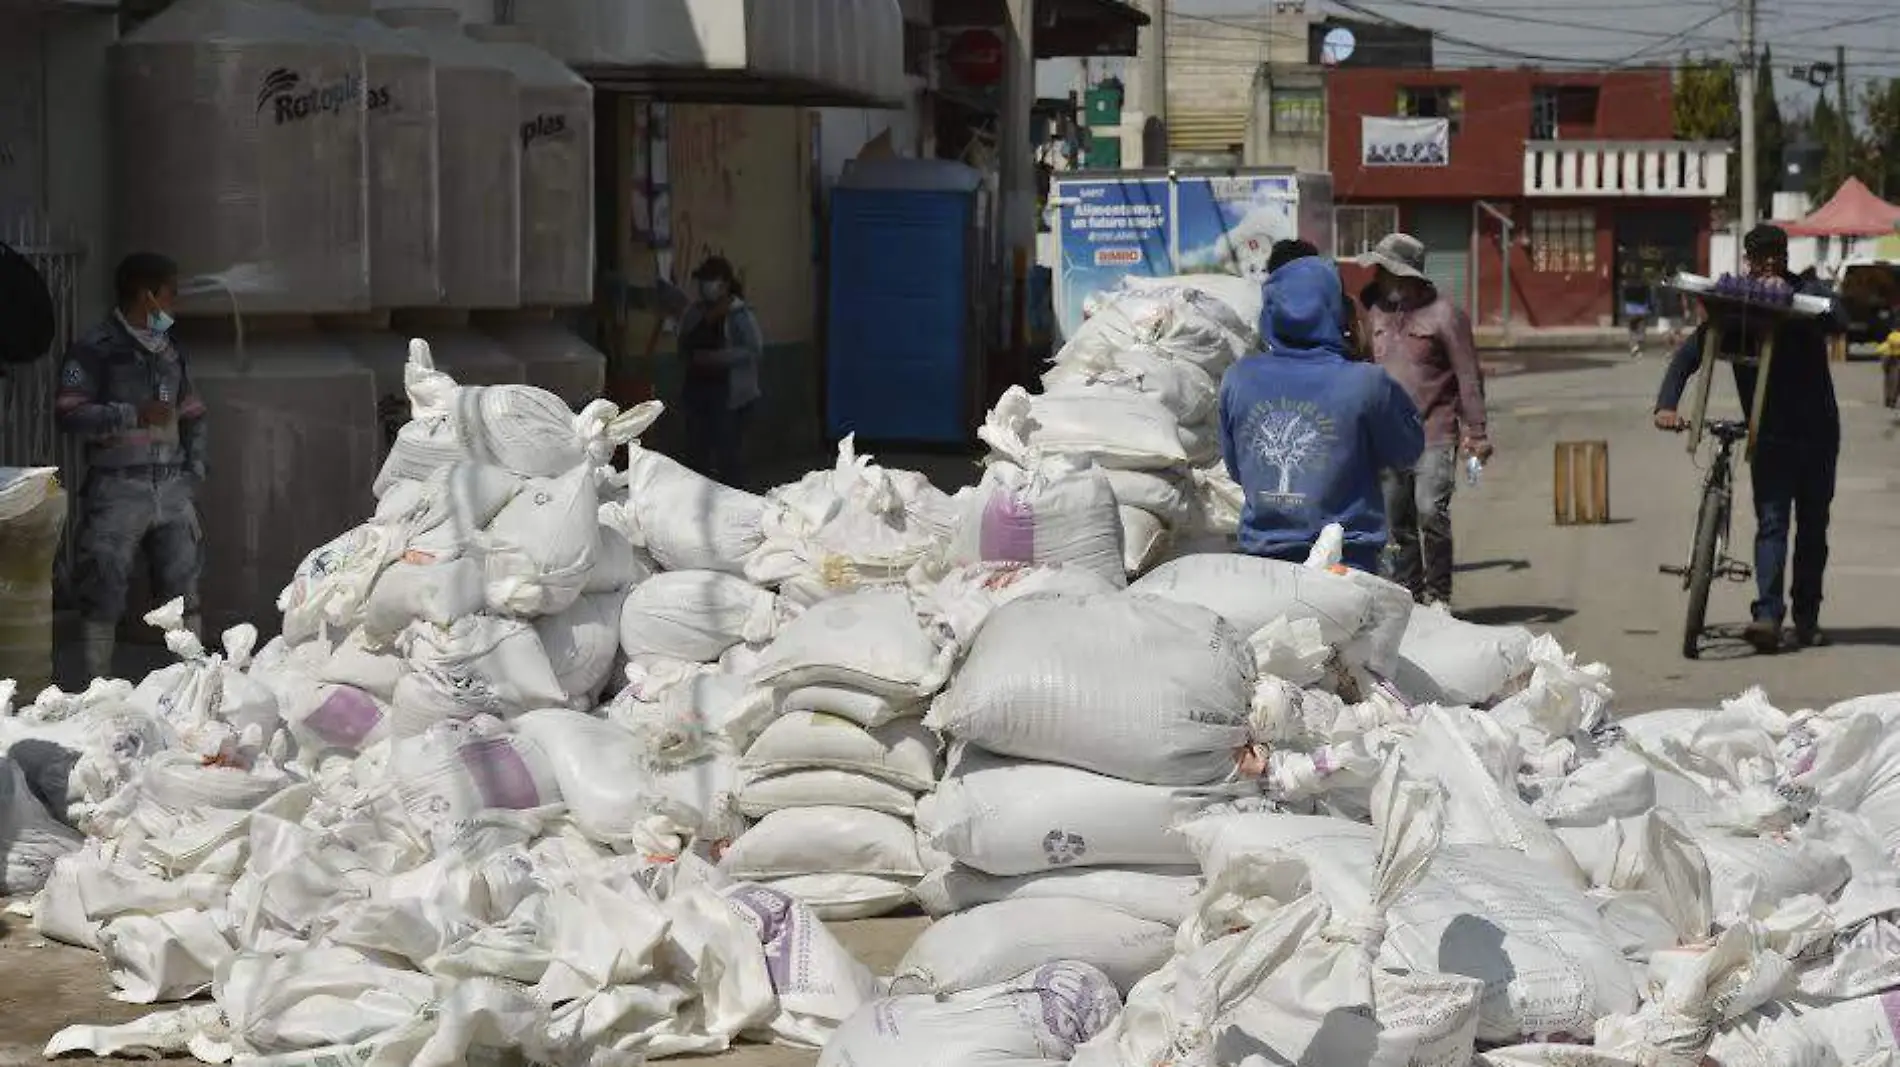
top-left (56, 252), bottom-right (207, 678)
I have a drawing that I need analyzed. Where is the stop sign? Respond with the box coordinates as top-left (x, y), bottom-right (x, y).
top-left (946, 28), bottom-right (1005, 87)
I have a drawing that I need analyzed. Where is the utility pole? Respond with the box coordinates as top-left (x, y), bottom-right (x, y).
top-left (1000, 0), bottom-right (1036, 359)
top-left (1737, 0), bottom-right (1759, 238)
top-left (1836, 43), bottom-right (1851, 173)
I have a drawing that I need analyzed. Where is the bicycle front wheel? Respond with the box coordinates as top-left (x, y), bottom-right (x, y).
top-left (1681, 481), bottom-right (1726, 659)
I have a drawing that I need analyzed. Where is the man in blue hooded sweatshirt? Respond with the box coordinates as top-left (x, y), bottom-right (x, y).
top-left (1219, 255), bottom-right (1425, 571)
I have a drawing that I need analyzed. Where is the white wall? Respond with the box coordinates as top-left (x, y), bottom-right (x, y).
top-left (815, 86), bottom-right (924, 189)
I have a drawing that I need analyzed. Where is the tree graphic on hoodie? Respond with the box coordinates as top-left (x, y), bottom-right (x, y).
top-left (1245, 400), bottom-right (1334, 500)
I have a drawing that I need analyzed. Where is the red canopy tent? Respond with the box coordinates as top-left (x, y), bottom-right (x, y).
top-left (1783, 177), bottom-right (1900, 237)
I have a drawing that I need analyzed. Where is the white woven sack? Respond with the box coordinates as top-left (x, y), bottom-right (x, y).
top-left (397, 461), bottom-right (526, 564)
top-left (1102, 467), bottom-right (1193, 524)
top-left (532, 591), bottom-right (623, 705)
top-left (1395, 603), bottom-right (1536, 707)
top-left (819, 961), bottom-right (1123, 1067)
top-left (751, 873), bottom-right (917, 921)
top-left (738, 768), bottom-right (917, 818)
top-left (1182, 810), bottom-right (1640, 1043)
top-left (277, 522), bottom-right (408, 643)
top-left (949, 457), bottom-right (1126, 588)
top-left (619, 570), bottom-right (780, 667)
top-left (360, 558), bottom-right (486, 640)
top-left (981, 385), bottom-right (1188, 472)
top-left (1045, 345), bottom-right (1219, 427)
top-left (741, 712), bottom-right (938, 791)
top-left (374, 340), bottom-right (466, 495)
top-left (749, 588), bottom-right (953, 701)
top-left (1118, 505), bottom-right (1170, 576)
top-left (514, 709), bottom-right (740, 850)
top-left (719, 882), bottom-right (881, 1041)
top-left (1129, 552), bottom-right (1376, 657)
top-left (1061, 285), bottom-right (1252, 377)
top-left (585, 523), bottom-right (656, 594)
top-left (388, 719), bottom-right (562, 840)
top-left (396, 615), bottom-right (569, 717)
top-left (719, 806), bottom-right (926, 881)
top-left (0, 754), bottom-right (81, 895)
top-left (926, 594), bottom-right (1257, 786)
top-left (891, 898), bottom-right (1174, 996)
top-left (776, 685), bottom-right (924, 730)
top-left (477, 462), bottom-right (601, 617)
top-left (1074, 773), bottom-right (1484, 1067)
top-left (279, 682), bottom-right (393, 761)
top-left (931, 748), bottom-right (1256, 876)
top-left (613, 448), bottom-right (769, 574)
top-left (910, 560), bottom-right (1122, 647)
top-left (910, 864), bottom-right (1202, 926)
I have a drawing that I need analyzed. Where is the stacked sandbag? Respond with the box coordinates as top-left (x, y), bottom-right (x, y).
top-left (902, 593), bottom-right (1269, 995)
top-left (1130, 549), bottom-right (1413, 685)
top-left (748, 436), bottom-right (960, 605)
top-left (721, 589), bottom-right (954, 918)
top-left (1036, 277), bottom-right (1262, 567)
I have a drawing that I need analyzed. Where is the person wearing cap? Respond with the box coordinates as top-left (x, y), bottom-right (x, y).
top-left (676, 255), bottom-right (764, 487)
top-left (56, 252), bottom-right (207, 679)
top-left (1654, 224), bottom-right (1844, 653)
top-left (1355, 232), bottom-right (1490, 608)
top-left (1219, 255), bottom-right (1424, 571)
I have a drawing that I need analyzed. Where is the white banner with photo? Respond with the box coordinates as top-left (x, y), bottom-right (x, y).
top-left (1362, 117), bottom-right (1449, 167)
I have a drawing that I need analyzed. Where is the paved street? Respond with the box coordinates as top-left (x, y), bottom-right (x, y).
top-left (6, 352), bottom-right (1897, 1067)
top-left (1454, 352), bottom-right (1899, 712)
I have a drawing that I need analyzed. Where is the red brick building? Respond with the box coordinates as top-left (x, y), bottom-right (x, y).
top-left (1326, 67), bottom-right (1729, 329)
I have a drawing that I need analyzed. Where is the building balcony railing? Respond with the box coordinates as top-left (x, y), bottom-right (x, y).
top-left (1523, 140), bottom-right (1730, 198)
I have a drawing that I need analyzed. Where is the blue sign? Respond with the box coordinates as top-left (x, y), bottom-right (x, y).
top-left (1053, 173), bottom-right (1301, 338)
top-left (1054, 177), bottom-right (1171, 336)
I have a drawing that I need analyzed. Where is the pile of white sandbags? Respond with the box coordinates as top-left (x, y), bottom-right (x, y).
top-left (985, 276), bottom-right (1262, 577)
top-left (721, 588), bottom-right (955, 918)
top-left (900, 593), bottom-right (1267, 996)
top-left (17, 313), bottom-right (1900, 1067)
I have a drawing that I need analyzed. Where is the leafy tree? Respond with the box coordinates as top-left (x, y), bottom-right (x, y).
top-left (1674, 58), bottom-right (1737, 142)
top-left (1808, 93), bottom-right (1876, 205)
top-left (1754, 47), bottom-right (1786, 209)
top-left (1863, 77), bottom-right (1900, 198)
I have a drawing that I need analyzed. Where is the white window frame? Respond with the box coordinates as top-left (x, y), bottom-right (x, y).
top-left (1333, 205), bottom-right (1400, 259)
top-left (1530, 207), bottom-right (1597, 273)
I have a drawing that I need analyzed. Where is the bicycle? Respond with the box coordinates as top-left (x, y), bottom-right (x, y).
top-left (1659, 418), bottom-right (1753, 659)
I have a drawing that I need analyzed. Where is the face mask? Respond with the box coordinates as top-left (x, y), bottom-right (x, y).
top-left (149, 309), bottom-right (175, 335)
top-left (699, 280), bottom-right (727, 302)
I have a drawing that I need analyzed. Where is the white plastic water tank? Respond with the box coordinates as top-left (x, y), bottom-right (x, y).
top-left (183, 331), bottom-right (381, 629)
top-left (113, 0), bottom-right (370, 316)
top-left (378, 7), bottom-right (520, 309)
top-left (466, 25), bottom-right (592, 308)
top-left (303, 0), bottom-right (442, 308)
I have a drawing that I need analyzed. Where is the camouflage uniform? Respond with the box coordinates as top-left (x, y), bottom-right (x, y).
top-left (55, 314), bottom-right (208, 628)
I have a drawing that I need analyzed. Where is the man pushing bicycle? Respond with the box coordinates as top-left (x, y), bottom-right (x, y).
top-left (1653, 224), bottom-right (1842, 654)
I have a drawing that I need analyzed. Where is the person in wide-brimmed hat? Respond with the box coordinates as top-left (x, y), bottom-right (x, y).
top-left (1355, 232), bottom-right (1490, 610)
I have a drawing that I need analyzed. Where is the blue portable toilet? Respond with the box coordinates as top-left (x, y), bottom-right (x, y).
top-left (825, 159), bottom-right (985, 444)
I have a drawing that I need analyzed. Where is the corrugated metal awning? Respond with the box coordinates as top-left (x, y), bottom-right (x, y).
top-left (512, 0), bottom-right (909, 107)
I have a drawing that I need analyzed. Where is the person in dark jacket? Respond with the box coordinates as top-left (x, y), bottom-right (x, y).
top-left (1655, 224), bottom-right (1843, 653)
top-left (56, 252), bottom-right (207, 678)
top-left (1219, 255), bottom-right (1424, 570)
top-left (676, 256), bottom-right (765, 488)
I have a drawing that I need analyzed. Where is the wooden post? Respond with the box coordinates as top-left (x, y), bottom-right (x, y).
top-left (1554, 441), bottom-right (1611, 525)
top-left (1746, 334), bottom-right (1774, 462)
top-left (1686, 321), bottom-right (1720, 454)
